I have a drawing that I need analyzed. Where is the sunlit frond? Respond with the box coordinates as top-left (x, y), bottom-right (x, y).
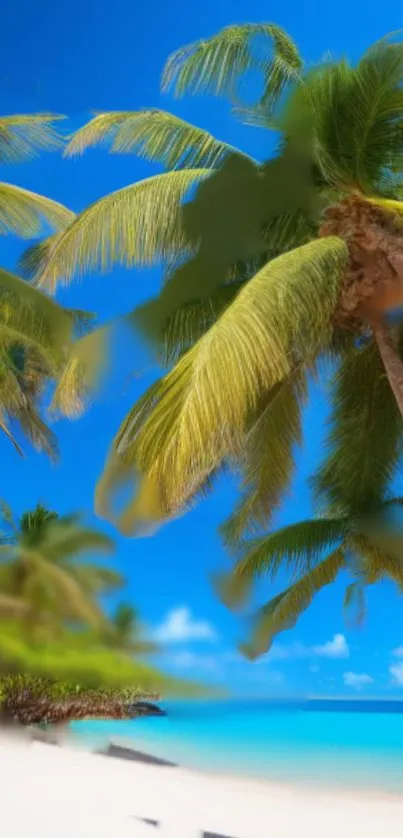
top-left (0, 268), bottom-right (74, 350)
top-left (312, 338), bottom-right (403, 514)
top-left (18, 232), bottom-right (68, 280)
top-left (0, 114), bottom-right (65, 163)
top-left (221, 369), bottom-right (308, 546)
top-left (98, 237), bottom-right (347, 534)
top-left (65, 109), bottom-right (252, 170)
top-left (240, 548), bottom-right (345, 659)
top-left (51, 326), bottom-right (108, 418)
top-left (162, 23), bottom-right (302, 108)
top-left (0, 183), bottom-right (74, 238)
top-left (161, 278), bottom-right (246, 364)
top-left (36, 169), bottom-right (210, 291)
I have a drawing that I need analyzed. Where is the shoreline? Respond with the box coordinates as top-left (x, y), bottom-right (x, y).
top-left (2, 731), bottom-right (403, 837)
top-left (95, 734), bottom-right (403, 804)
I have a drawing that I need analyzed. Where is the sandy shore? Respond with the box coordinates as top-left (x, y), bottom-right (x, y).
top-left (1, 730), bottom-right (403, 838)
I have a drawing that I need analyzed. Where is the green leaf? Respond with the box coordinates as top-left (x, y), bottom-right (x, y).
top-left (0, 114), bottom-right (65, 163)
top-left (229, 517), bottom-right (348, 587)
top-left (98, 236), bottom-right (348, 534)
top-left (162, 23), bottom-right (301, 107)
top-left (221, 369), bottom-right (308, 546)
top-left (65, 109), bottom-right (253, 170)
top-left (240, 547), bottom-right (345, 659)
top-left (0, 182), bottom-right (74, 238)
top-left (36, 169), bottom-right (210, 291)
top-left (312, 338), bottom-right (403, 514)
top-left (344, 582), bottom-right (366, 627)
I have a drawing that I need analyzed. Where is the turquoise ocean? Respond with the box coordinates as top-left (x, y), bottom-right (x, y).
top-left (73, 699), bottom-right (403, 794)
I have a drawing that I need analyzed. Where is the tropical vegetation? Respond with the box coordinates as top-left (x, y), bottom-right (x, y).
top-left (0, 114), bottom-right (85, 457)
top-left (0, 503), bottom-right (196, 694)
top-left (5, 25), bottom-right (403, 671)
top-left (22, 25), bottom-right (403, 556)
top-left (0, 674), bottom-right (163, 726)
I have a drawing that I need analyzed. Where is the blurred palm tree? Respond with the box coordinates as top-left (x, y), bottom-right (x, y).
top-left (0, 502), bottom-right (120, 633)
top-left (0, 114), bottom-right (85, 456)
top-left (25, 26), bottom-right (403, 540)
top-left (104, 602), bottom-right (158, 654)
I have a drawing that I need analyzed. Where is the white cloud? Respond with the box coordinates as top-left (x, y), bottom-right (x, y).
top-left (313, 634), bottom-right (349, 659)
top-left (154, 607), bottom-right (217, 644)
top-left (389, 662), bottom-right (403, 685)
top-left (343, 672), bottom-right (374, 690)
top-left (392, 646), bottom-right (403, 658)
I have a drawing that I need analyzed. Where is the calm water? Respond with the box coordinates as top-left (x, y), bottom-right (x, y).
top-left (73, 699), bottom-right (403, 794)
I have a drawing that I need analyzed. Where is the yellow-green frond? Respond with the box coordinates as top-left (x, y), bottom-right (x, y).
top-left (0, 114), bottom-right (65, 163)
top-left (19, 232), bottom-right (71, 281)
top-left (0, 183), bottom-right (74, 238)
top-left (65, 110), bottom-right (250, 170)
top-left (221, 369), bottom-right (308, 546)
top-left (51, 327), bottom-right (109, 418)
top-left (98, 236), bottom-right (347, 534)
top-left (162, 23), bottom-right (302, 106)
top-left (0, 268), bottom-right (74, 350)
top-left (36, 169), bottom-right (210, 291)
top-left (240, 548), bottom-right (345, 659)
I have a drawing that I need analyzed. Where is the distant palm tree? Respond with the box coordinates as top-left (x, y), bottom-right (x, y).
top-left (0, 114), bottom-right (82, 455)
top-left (215, 493), bottom-right (403, 659)
top-left (26, 26), bottom-right (403, 538)
top-left (0, 503), bottom-right (120, 632)
top-left (105, 602), bottom-right (158, 654)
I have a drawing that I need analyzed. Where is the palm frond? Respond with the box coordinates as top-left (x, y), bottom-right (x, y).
top-left (352, 533), bottom-right (403, 590)
top-left (240, 547), bottom-right (345, 659)
top-left (221, 369), bottom-right (308, 547)
top-left (162, 23), bottom-right (302, 108)
top-left (36, 169), bottom-right (209, 291)
top-left (0, 267), bottom-right (74, 350)
top-left (161, 278), bottom-right (247, 364)
top-left (227, 516), bottom-right (348, 592)
top-left (18, 547), bottom-right (106, 628)
top-left (312, 338), bottom-right (403, 514)
top-left (98, 236), bottom-right (347, 534)
top-left (18, 233), bottom-right (68, 281)
top-left (279, 43), bottom-right (403, 191)
top-left (68, 565), bottom-right (124, 594)
top-left (65, 110), bottom-right (252, 170)
top-left (0, 114), bottom-right (65, 163)
top-left (51, 327), bottom-right (108, 418)
top-left (0, 415), bottom-right (24, 456)
top-left (38, 523), bottom-right (115, 564)
top-left (344, 581), bottom-right (366, 627)
top-left (0, 183), bottom-right (74, 238)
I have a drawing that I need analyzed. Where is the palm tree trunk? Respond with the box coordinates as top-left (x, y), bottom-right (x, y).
top-left (374, 323), bottom-right (403, 416)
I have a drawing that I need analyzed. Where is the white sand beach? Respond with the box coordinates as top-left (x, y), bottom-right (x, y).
top-left (1, 730), bottom-right (403, 838)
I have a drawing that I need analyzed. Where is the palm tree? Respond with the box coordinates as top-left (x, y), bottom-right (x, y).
top-left (28, 26), bottom-right (403, 535)
top-left (214, 491), bottom-right (403, 660)
top-left (0, 114), bottom-right (84, 455)
top-left (103, 602), bottom-right (158, 654)
top-left (0, 502), bottom-right (120, 632)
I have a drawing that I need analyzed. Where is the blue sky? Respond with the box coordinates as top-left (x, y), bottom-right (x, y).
top-left (1, 0), bottom-right (403, 696)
